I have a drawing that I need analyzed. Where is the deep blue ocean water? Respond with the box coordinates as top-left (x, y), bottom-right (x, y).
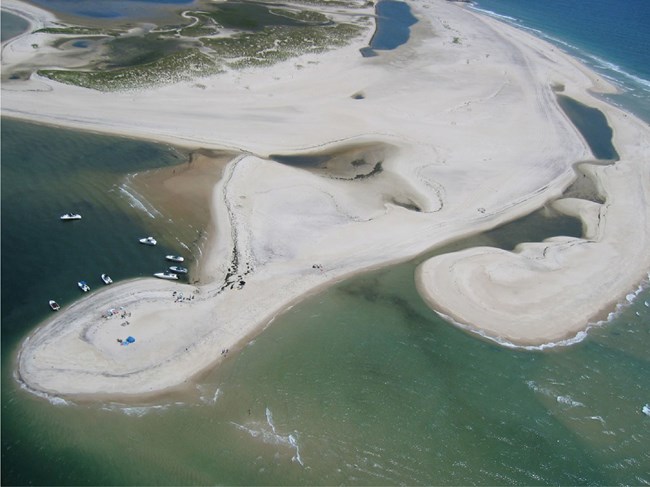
top-left (472, 0), bottom-right (650, 123)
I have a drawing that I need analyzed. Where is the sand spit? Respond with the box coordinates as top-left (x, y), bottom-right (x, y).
top-left (6, 0), bottom-right (650, 396)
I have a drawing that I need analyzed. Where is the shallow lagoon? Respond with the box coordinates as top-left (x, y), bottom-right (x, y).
top-left (26, 0), bottom-right (196, 20)
top-left (1, 11), bottom-right (30, 42)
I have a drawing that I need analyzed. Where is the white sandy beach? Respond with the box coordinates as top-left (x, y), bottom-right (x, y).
top-left (3, 0), bottom-right (649, 396)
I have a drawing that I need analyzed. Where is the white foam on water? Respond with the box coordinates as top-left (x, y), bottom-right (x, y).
top-left (117, 181), bottom-right (161, 219)
top-left (101, 403), bottom-right (172, 417)
top-left (471, 5), bottom-right (650, 95)
top-left (526, 380), bottom-right (553, 398)
top-left (212, 388), bottom-right (222, 404)
top-left (435, 311), bottom-right (589, 350)
top-left (288, 434), bottom-right (304, 466)
top-left (556, 395), bottom-right (585, 408)
top-left (435, 275), bottom-right (650, 350)
top-left (197, 384), bottom-right (221, 404)
top-left (586, 53), bottom-right (650, 90)
top-left (527, 381), bottom-right (585, 408)
top-left (15, 372), bottom-right (72, 406)
top-left (230, 408), bottom-right (305, 467)
top-left (469, 6), bottom-right (520, 23)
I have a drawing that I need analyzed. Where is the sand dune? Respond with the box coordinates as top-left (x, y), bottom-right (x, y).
top-left (4, 0), bottom-right (649, 396)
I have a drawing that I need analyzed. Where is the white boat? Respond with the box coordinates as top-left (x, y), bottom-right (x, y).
top-left (154, 271), bottom-right (178, 280)
top-left (166, 255), bottom-right (184, 262)
top-left (139, 236), bottom-right (157, 246)
top-left (101, 273), bottom-right (113, 285)
top-left (49, 300), bottom-right (60, 311)
top-left (60, 213), bottom-right (82, 220)
top-left (78, 280), bottom-right (90, 292)
top-left (643, 404), bottom-right (650, 417)
top-left (169, 266), bottom-right (188, 274)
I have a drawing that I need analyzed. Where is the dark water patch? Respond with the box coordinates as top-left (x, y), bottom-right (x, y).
top-left (481, 207), bottom-right (583, 251)
top-left (334, 161), bottom-right (383, 181)
top-left (1, 11), bottom-right (30, 42)
top-left (557, 95), bottom-right (619, 161)
top-left (72, 40), bottom-right (90, 48)
top-left (390, 198), bottom-right (421, 212)
top-left (359, 46), bottom-right (377, 57)
top-left (408, 207), bottom-right (585, 267)
top-left (361, 0), bottom-right (418, 57)
top-left (271, 144), bottom-right (389, 180)
top-left (269, 154), bottom-right (331, 168)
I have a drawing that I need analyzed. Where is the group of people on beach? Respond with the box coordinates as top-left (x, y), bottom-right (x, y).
top-left (173, 291), bottom-right (195, 303)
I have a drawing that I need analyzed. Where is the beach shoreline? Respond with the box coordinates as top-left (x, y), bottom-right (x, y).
top-left (5, 0), bottom-right (650, 397)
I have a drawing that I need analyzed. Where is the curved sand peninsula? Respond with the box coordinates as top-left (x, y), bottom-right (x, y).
top-left (4, 0), bottom-right (650, 396)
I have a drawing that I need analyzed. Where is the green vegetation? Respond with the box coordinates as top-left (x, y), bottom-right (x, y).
top-left (29, 0), bottom-right (369, 91)
top-left (34, 26), bottom-right (116, 36)
top-left (39, 49), bottom-right (220, 91)
top-left (202, 22), bottom-right (363, 68)
top-left (267, 8), bottom-right (331, 24)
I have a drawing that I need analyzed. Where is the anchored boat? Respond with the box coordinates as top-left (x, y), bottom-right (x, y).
top-left (139, 236), bottom-right (157, 246)
top-left (166, 255), bottom-right (184, 262)
top-left (154, 271), bottom-right (178, 280)
top-left (101, 273), bottom-right (113, 285)
top-left (169, 266), bottom-right (188, 274)
top-left (60, 213), bottom-right (81, 220)
top-left (49, 300), bottom-right (60, 311)
top-left (78, 280), bottom-right (90, 292)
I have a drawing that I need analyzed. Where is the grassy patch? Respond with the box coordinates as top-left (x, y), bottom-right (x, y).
top-left (39, 49), bottom-right (221, 91)
top-left (34, 26), bottom-right (117, 36)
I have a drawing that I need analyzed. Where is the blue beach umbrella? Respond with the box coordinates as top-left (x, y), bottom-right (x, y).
top-left (126, 336), bottom-right (135, 343)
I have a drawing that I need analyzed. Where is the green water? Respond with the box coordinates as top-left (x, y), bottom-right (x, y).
top-left (2, 119), bottom-right (649, 485)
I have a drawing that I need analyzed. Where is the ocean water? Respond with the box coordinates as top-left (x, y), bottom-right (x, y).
top-left (2, 0), bottom-right (650, 485)
top-left (472, 0), bottom-right (650, 123)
